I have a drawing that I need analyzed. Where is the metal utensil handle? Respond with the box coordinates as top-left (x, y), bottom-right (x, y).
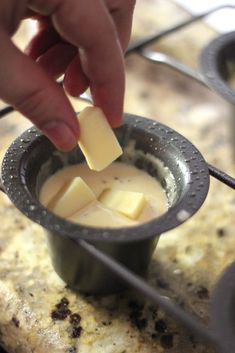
top-left (126, 5), bottom-right (235, 55)
top-left (139, 49), bottom-right (207, 87)
top-left (208, 164), bottom-right (235, 189)
top-left (78, 239), bottom-right (219, 350)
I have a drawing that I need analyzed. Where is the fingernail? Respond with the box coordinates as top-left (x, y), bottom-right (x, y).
top-left (41, 121), bottom-right (77, 151)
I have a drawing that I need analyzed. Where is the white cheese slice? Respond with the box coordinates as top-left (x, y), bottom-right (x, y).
top-left (52, 177), bottom-right (96, 217)
top-left (40, 177), bottom-right (65, 207)
top-left (99, 188), bottom-right (146, 220)
top-left (78, 107), bottom-right (123, 171)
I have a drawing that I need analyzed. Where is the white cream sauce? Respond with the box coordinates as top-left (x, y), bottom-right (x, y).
top-left (39, 161), bottom-right (167, 228)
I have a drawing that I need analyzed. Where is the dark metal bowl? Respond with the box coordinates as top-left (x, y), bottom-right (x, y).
top-left (200, 31), bottom-right (235, 104)
top-left (210, 262), bottom-right (235, 353)
top-left (1, 114), bottom-right (209, 294)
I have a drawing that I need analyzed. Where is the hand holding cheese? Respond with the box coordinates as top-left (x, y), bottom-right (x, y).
top-left (52, 177), bottom-right (95, 218)
top-left (78, 107), bottom-right (123, 171)
top-left (99, 189), bottom-right (146, 220)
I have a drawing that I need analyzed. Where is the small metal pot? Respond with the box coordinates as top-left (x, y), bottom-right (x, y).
top-left (200, 30), bottom-right (235, 104)
top-left (1, 114), bottom-right (209, 294)
top-left (200, 31), bottom-right (235, 158)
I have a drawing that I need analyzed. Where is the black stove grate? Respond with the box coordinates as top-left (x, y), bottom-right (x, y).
top-left (0, 5), bottom-right (235, 353)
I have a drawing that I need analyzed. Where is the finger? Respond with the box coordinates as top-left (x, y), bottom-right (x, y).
top-left (25, 22), bottom-right (61, 60)
top-left (55, 0), bottom-right (125, 127)
top-left (0, 29), bottom-right (79, 151)
top-left (30, 0), bottom-right (125, 127)
top-left (37, 43), bottom-right (77, 79)
top-left (105, 0), bottom-right (136, 51)
top-left (63, 55), bottom-right (89, 97)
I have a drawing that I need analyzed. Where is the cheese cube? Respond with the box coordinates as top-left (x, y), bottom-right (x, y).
top-left (52, 177), bottom-right (95, 217)
top-left (99, 189), bottom-right (146, 220)
top-left (78, 107), bottom-right (123, 171)
top-left (40, 178), bottom-right (66, 207)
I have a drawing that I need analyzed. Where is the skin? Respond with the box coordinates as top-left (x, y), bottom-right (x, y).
top-left (0, 0), bottom-right (136, 151)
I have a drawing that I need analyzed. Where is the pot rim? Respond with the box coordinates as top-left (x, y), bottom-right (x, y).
top-left (200, 30), bottom-right (235, 104)
top-left (1, 114), bottom-right (210, 243)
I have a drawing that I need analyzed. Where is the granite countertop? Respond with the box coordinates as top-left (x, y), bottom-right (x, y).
top-left (0, 1), bottom-right (235, 352)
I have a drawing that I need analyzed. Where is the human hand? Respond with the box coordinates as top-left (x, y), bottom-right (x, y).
top-left (0, 0), bottom-right (135, 151)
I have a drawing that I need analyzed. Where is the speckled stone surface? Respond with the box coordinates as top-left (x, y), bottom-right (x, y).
top-left (0, 1), bottom-right (235, 352)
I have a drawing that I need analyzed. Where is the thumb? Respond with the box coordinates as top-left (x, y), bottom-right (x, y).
top-left (0, 29), bottom-right (79, 151)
